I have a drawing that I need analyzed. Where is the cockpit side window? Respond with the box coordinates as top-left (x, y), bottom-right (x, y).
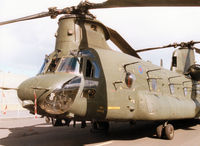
top-left (38, 60), bottom-right (47, 74)
top-left (79, 58), bottom-right (83, 73)
top-left (38, 55), bottom-right (49, 74)
top-left (85, 59), bottom-right (100, 78)
top-left (86, 60), bottom-right (94, 77)
top-left (92, 61), bottom-right (100, 78)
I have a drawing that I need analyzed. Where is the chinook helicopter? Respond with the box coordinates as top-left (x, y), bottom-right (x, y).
top-left (1, 0), bottom-right (200, 140)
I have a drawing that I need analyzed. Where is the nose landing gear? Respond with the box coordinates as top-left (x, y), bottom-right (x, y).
top-left (44, 116), bottom-right (87, 128)
top-left (43, 117), bottom-right (71, 127)
top-left (51, 118), bottom-right (71, 126)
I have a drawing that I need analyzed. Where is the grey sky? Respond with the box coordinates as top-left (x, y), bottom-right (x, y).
top-left (1, 0), bottom-right (200, 76)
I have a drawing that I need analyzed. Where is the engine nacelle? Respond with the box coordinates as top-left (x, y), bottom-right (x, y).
top-left (187, 64), bottom-right (200, 81)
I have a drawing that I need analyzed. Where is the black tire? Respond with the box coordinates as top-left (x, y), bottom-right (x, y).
top-left (90, 121), bottom-right (109, 133)
top-left (156, 124), bottom-right (163, 138)
top-left (51, 118), bottom-right (56, 126)
top-left (64, 119), bottom-right (71, 126)
top-left (81, 121), bottom-right (87, 128)
top-left (92, 121), bottom-right (98, 130)
top-left (45, 117), bottom-right (50, 124)
top-left (164, 124), bottom-right (174, 140)
top-left (98, 122), bottom-right (109, 131)
top-left (52, 118), bottom-right (63, 127)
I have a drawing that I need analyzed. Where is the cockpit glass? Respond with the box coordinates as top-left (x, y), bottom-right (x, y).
top-left (38, 62), bottom-right (46, 74)
top-left (47, 58), bottom-right (61, 73)
top-left (38, 58), bottom-right (48, 74)
top-left (57, 57), bottom-right (80, 74)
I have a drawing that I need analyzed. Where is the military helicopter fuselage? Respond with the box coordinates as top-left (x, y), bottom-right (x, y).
top-left (2, 0), bottom-right (200, 140)
top-left (18, 14), bottom-right (200, 123)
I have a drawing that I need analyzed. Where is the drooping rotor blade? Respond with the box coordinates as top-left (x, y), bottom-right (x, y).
top-left (136, 41), bottom-right (200, 53)
top-left (88, 0), bottom-right (200, 9)
top-left (0, 87), bottom-right (18, 90)
top-left (136, 44), bottom-right (176, 53)
top-left (107, 27), bottom-right (141, 59)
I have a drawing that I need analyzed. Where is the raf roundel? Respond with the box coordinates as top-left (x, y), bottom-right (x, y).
top-left (138, 65), bottom-right (143, 74)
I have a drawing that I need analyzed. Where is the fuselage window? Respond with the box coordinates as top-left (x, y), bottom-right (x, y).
top-left (196, 84), bottom-right (200, 95)
top-left (172, 56), bottom-right (177, 67)
top-left (169, 84), bottom-right (175, 94)
top-left (151, 79), bottom-right (157, 91)
top-left (183, 87), bottom-right (187, 96)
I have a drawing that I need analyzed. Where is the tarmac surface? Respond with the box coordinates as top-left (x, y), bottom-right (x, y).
top-left (1, 117), bottom-right (200, 146)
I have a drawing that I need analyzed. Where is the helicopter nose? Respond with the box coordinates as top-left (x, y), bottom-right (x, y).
top-left (17, 73), bottom-right (76, 113)
top-left (17, 76), bottom-right (41, 111)
top-left (40, 76), bottom-right (82, 115)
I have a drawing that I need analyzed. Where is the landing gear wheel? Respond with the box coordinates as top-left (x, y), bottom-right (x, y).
top-left (156, 124), bottom-right (163, 138)
top-left (164, 124), bottom-right (174, 140)
top-left (63, 119), bottom-right (71, 127)
top-left (81, 121), bottom-right (87, 128)
top-left (52, 118), bottom-right (63, 127)
top-left (45, 116), bottom-right (51, 124)
top-left (90, 121), bottom-right (109, 133)
top-left (100, 122), bottom-right (109, 131)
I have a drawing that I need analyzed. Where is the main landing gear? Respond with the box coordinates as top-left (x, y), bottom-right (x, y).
top-left (90, 121), bottom-right (109, 133)
top-left (156, 122), bottom-right (174, 140)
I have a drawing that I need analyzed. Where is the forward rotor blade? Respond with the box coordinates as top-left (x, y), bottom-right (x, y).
top-left (107, 27), bottom-right (141, 58)
top-left (0, 12), bottom-right (50, 26)
top-left (89, 0), bottom-right (200, 9)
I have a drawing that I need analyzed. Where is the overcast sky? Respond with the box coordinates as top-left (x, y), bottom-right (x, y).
top-left (1, 0), bottom-right (200, 77)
